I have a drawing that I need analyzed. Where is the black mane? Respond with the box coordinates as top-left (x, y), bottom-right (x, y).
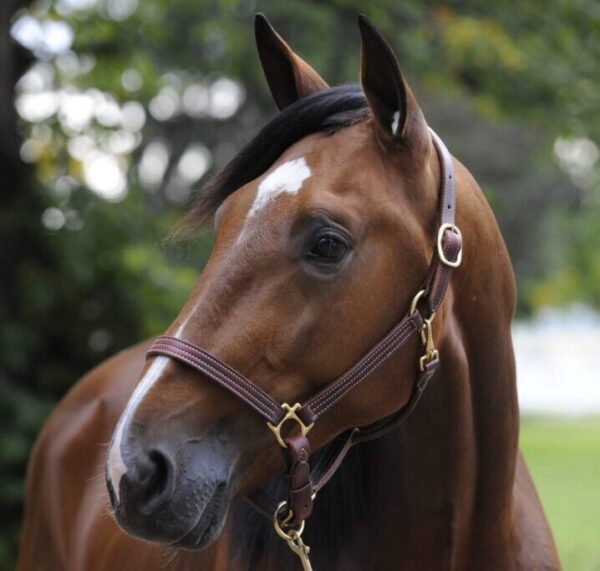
top-left (231, 441), bottom-right (373, 569)
top-left (187, 85), bottom-right (369, 225)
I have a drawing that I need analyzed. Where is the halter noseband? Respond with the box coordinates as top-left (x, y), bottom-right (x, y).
top-left (147, 128), bottom-right (462, 569)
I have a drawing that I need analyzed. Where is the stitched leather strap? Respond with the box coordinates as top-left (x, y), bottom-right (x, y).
top-left (432, 129), bottom-right (456, 227)
top-left (149, 311), bottom-right (424, 429)
top-left (148, 336), bottom-right (284, 424)
top-left (296, 311), bottom-right (423, 425)
top-left (352, 356), bottom-right (439, 444)
top-left (425, 130), bottom-right (462, 314)
top-left (282, 433), bottom-right (313, 525)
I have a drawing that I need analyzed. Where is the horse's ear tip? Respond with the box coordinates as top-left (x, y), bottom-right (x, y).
top-left (255, 13), bottom-right (270, 31)
top-left (357, 14), bottom-right (374, 34)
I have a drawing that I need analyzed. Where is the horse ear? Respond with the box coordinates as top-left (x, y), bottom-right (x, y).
top-left (255, 13), bottom-right (329, 110)
top-left (358, 15), bottom-right (425, 145)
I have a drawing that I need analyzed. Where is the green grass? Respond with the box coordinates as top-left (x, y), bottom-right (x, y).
top-left (520, 417), bottom-right (600, 571)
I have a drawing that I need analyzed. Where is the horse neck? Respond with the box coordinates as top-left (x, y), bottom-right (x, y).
top-left (360, 314), bottom-right (519, 569)
top-left (330, 164), bottom-right (521, 569)
top-left (353, 162), bottom-right (521, 569)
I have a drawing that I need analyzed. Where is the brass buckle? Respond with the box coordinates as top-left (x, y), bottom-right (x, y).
top-left (437, 223), bottom-right (463, 268)
top-left (267, 403), bottom-right (314, 448)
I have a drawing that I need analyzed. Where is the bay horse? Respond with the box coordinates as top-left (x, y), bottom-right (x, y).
top-left (18, 15), bottom-right (560, 571)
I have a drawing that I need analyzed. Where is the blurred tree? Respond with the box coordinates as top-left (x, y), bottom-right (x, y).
top-left (0, 0), bottom-right (40, 565)
top-left (1, 0), bottom-right (599, 567)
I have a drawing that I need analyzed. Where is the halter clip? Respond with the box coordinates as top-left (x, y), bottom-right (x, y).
top-left (273, 501), bottom-right (313, 571)
top-left (419, 318), bottom-right (439, 371)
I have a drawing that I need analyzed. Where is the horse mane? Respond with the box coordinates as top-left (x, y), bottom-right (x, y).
top-left (231, 440), bottom-right (373, 569)
top-left (182, 85), bottom-right (370, 227)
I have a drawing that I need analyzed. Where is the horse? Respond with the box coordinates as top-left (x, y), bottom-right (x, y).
top-left (17, 14), bottom-right (560, 571)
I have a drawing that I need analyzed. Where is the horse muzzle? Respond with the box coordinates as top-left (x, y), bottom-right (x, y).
top-left (106, 436), bottom-right (232, 549)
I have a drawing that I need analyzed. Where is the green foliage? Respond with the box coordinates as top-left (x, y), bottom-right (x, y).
top-left (0, 177), bottom-right (200, 568)
top-left (526, 201), bottom-right (600, 308)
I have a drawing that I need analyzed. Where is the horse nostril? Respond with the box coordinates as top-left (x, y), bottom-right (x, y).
top-left (138, 449), bottom-right (174, 513)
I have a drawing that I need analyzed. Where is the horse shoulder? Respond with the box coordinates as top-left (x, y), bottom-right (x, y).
top-left (511, 450), bottom-right (562, 570)
top-left (17, 340), bottom-right (150, 571)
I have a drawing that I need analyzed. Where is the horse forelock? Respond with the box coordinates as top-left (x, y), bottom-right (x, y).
top-left (180, 85), bottom-right (370, 229)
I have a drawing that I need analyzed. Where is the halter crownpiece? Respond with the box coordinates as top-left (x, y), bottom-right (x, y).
top-left (146, 128), bottom-right (462, 569)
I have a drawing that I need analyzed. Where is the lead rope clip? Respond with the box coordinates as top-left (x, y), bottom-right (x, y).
top-left (274, 502), bottom-right (314, 571)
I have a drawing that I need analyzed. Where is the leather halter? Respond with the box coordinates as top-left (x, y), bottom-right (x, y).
top-left (147, 128), bottom-right (462, 534)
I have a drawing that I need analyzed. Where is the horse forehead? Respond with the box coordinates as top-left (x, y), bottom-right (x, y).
top-left (246, 156), bottom-right (312, 219)
top-left (233, 153), bottom-right (319, 244)
top-left (222, 127), bottom-right (379, 242)
top-left (243, 134), bottom-right (370, 215)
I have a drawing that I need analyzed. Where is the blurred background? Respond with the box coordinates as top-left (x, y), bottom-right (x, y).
top-left (1, 0), bottom-right (599, 569)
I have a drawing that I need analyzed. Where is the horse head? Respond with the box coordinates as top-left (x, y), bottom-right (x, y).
top-left (106, 15), bottom-right (447, 550)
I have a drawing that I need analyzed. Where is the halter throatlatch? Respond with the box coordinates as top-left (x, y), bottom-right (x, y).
top-left (146, 128), bottom-right (462, 570)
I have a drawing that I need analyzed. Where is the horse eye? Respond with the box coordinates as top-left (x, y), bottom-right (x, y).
top-left (307, 232), bottom-right (348, 263)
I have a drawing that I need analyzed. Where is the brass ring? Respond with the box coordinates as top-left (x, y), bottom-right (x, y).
top-left (273, 501), bottom-right (305, 541)
top-left (410, 289), bottom-right (426, 315)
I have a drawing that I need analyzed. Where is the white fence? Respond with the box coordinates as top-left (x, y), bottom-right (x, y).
top-left (514, 306), bottom-right (600, 416)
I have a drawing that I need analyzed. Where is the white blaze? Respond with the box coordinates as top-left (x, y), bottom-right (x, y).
top-left (248, 157), bottom-right (311, 218)
top-left (107, 356), bottom-right (169, 501)
top-left (237, 156), bottom-right (311, 244)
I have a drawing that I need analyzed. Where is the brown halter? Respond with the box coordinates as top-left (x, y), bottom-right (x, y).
top-left (147, 128), bottom-right (462, 568)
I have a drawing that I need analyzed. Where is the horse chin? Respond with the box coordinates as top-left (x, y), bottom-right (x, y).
top-left (110, 475), bottom-right (230, 551)
top-left (170, 483), bottom-right (230, 550)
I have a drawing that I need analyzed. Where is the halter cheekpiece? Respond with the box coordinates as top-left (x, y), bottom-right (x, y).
top-left (147, 128), bottom-right (462, 570)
